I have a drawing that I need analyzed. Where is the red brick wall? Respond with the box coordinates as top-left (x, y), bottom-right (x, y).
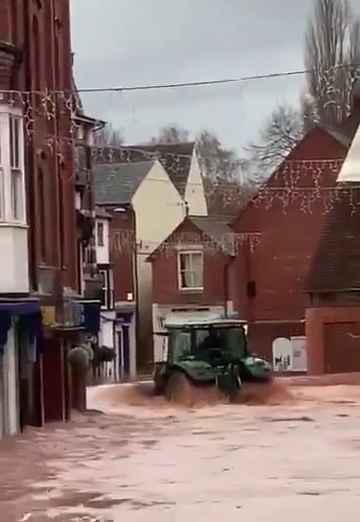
top-left (3, 0), bottom-right (78, 294)
top-left (247, 322), bottom-right (305, 362)
top-left (232, 128), bottom-right (347, 323)
top-left (151, 221), bottom-right (231, 307)
top-left (108, 208), bottom-right (135, 303)
top-left (306, 306), bottom-right (360, 374)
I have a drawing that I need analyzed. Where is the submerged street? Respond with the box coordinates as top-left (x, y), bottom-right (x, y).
top-left (2, 381), bottom-right (360, 521)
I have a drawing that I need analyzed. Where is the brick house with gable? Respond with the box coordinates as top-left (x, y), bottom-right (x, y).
top-left (229, 93), bottom-right (360, 372)
top-left (306, 93), bottom-right (360, 375)
top-left (148, 215), bottom-right (235, 363)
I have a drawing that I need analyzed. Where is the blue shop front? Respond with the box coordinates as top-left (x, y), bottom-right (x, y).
top-left (0, 299), bottom-right (42, 439)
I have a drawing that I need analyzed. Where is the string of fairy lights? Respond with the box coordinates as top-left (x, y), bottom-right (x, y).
top-left (108, 229), bottom-right (262, 256)
top-left (1, 63), bottom-right (360, 252)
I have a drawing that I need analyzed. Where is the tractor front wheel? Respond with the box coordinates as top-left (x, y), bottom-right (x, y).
top-left (165, 372), bottom-right (194, 406)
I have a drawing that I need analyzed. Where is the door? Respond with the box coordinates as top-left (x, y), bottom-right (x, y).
top-left (324, 322), bottom-right (360, 374)
top-left (123, 326), bottom-right (130, 379)
top-left (117, 329), bottom-right (123, 380)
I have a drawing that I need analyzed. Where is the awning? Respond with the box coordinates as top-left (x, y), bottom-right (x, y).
top-left (0, 299), bottom-right (42, 350)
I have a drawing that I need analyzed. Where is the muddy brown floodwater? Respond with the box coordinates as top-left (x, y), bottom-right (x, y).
top-left (2, 379), bottom-right (360, 521)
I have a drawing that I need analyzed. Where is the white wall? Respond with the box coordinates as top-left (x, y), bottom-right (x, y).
top-left (184, 151), bottom-right (208, 216)
top-left (0, 225), bottom-right (29, 293)
top-left (96, 218), bottom-right (110, 265)
top-left (0, 324), bottom-right (20, 438)
top-left (132, 161), bottom-right (186, 363)
top-left (99, 313), bottom-right (115, 348)
top-left (132, 161), bottom-right (186, 254)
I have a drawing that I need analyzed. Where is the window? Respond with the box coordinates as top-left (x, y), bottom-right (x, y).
top-left (99, 268), bottom-right (114, 309)
top-left (0, 169), bottom-right (4, 220)
top-left (9, 116), bottom-right (24, 221)
top-left (0, 109), bottom-right (25, 223)
top-left (97, 222), bottom-right (104, 246)
top-left (178, 251), bottom-right (204, 290)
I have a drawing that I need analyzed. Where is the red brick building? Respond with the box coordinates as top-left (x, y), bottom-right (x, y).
top-left (148, 215), bottom-right (235, 362)
top-left (231, 127), bottom-right (348, 369)
top-left (230, 92), bottom-right (360, 372)
top-left (306, 91), bottom-right (360, 374)
top-left (0, 0), bottom-right (100, 431)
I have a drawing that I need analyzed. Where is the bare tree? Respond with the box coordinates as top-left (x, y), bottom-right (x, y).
top-left (149, 125), bottom-right (190, 144)
top-left (305, 0), bottom-right (360, 127)
top-left (245, 104), bottom-right (304, 178)
top-left (204, 177), bottom-right (256, 217)
top-left (196, 130), bottom-right (246, 182)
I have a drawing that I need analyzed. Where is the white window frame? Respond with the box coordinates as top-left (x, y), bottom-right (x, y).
top-left (178, 250), bottom-right (204, 291)
top-left (0, 167), bottom-right (4, 221)
top-left (99, 267), bottom-right (114, 309)
top-left (0, 105), bottom-right (26, 225)
top-left (97, 221), bottom-right (104, 247)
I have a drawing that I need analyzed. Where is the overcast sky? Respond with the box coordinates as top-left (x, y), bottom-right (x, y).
top-left (70, 0), bottom-right (360, 154)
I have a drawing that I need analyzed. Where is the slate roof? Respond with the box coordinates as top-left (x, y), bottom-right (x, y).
top-left (306, 189), bottom-right (360, 292)
top-left (148, 215), bottom-right (234, 259)
top-left (95, 142), bottom-right (195, 198)
top-left (306, 90), bottom-right (360, 294)
top-left (94, 161), bottom-right (154, 205)
top-left (188, 216), bottom-right (234, 255)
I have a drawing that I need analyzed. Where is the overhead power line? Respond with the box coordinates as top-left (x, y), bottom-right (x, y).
top-left (73, 63), bottom-right (360, 94)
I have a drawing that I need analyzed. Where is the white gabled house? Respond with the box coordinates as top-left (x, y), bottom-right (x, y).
top-left (94, 143), bottom-right (208, 371)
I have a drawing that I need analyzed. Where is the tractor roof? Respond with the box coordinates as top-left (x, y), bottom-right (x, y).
top-left (164, 317), bottom-right (247, 330)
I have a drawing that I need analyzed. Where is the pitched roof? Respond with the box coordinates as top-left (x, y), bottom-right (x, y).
top-left (320, 126), bottom-right (352, 148)
top-left (94, 161), bottom-right (154, 205)
top-left (148, 215), bottom-right (234, 260)
top-left (95, 142), bottom-right (195, 198)
top-left (188, 216), bottom-right (234, 254)
top-left (125, 142), bottom-right (195, 198)
top-left (306, 191), bottom-right (360, 292)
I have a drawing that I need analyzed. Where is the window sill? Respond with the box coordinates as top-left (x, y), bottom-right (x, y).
top-left (179, 287), bottom-right (204, 294)
top-left (0, 221), bottom-right (28, 229)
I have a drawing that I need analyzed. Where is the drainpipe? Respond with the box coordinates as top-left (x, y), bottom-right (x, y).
top-left (23, 0), bottom-right (37, 291)
top-left (224, 256), bottom-right (236, 318)
top-left (129, 204), bottom-right (140, 372)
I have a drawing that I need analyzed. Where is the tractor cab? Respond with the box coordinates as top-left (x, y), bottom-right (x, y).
top-left (153, 317), bottom-right (272, 398)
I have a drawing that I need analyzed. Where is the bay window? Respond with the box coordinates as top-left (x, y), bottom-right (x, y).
top-left (0, 168), bottom-right (4, 220)
top-left (178, 251), bottom-right (204, 291)
top-left (0, 107), bottom-right (26, 224)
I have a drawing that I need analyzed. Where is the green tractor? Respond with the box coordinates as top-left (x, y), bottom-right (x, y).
top-left (153, 317), bottom-right (272, 400)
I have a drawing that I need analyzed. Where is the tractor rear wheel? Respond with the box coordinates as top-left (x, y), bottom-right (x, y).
top-left (165, 371), bottom-right (194, 406)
